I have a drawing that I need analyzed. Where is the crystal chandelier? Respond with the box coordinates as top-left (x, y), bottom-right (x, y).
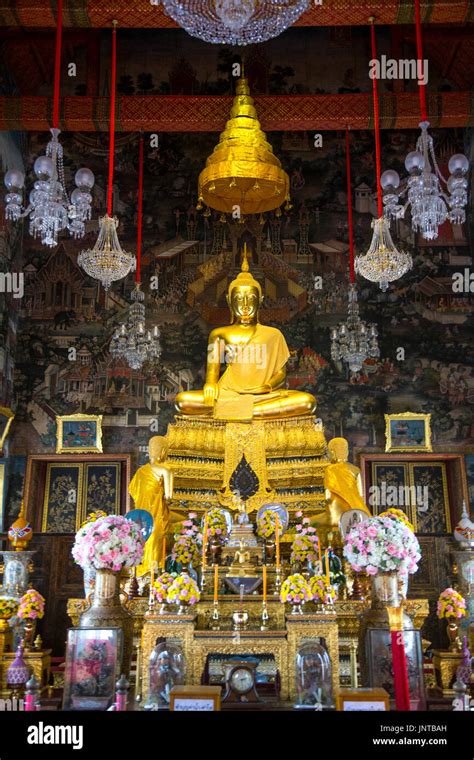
top-left (355, 216), bottom-right (412, 293)
top-left (330, 129), bottom-right (379, 375)
top-left (78, 22), bottom-right (135, 290)
top-left (110, 284), bottom-right (161, 370)
top-left (381, 125), bottom-right (469, 242)
top-left (381, 0), bottom-right (469, 241)
top-left (3, 0), bottom-right (94, 248)
top-left (356, 20), bottom-right (412, 292)
top-left (151, 0), bottom-right (310, 45)
top-left (331, 285), bottom-right (379, 374)
top-left (78, 214), bottom-right (135, 292)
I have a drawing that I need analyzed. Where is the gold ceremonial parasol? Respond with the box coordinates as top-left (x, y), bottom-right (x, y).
top-left (198, 74), bottom-right (290, 215)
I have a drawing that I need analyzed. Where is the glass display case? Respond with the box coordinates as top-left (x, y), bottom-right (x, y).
top-left (294, 640), bottom-right (334, 709)
top-left (145, 638), bottom-right (185, 709)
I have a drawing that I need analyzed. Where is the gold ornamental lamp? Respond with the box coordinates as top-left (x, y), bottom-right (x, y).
top-left (197, 74), bottom-right (290, 216)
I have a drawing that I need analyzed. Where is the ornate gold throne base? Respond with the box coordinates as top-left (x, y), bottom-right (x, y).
top-left (165, 413), bottom-right (329, 514)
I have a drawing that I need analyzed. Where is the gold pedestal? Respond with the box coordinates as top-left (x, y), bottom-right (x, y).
top-left (0, 649), bottom-right (51, 698)
top-left (432, 649), bottom-right (464, 697)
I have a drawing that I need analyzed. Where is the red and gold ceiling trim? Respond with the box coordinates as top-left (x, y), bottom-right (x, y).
top-left (0, 91), bottom-right (471, 132)
top-left (0, 0), bottom-right (471, 28)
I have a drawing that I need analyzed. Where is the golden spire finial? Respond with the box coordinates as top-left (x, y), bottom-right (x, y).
top-left (18, 499), bottom-right (25, 519)
top-left (241, 243), bottom-right (250, 272)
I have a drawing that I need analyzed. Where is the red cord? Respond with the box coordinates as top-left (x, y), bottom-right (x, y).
top-left (370, 21), bottom-right (383, 218)
top-left (136, 134), bottom-right (144, 283)
top-left (415, 0), bottom-right (428, 122)
top-left (106, 24), bottom-right (117, 217)
top-left (345, 127), bottom-right (355, 284)
top-left (52, 0), bottom-right (63, 129)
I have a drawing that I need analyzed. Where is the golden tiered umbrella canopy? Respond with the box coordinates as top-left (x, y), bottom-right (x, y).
top-left (198, 75), bottom-right (289, 215)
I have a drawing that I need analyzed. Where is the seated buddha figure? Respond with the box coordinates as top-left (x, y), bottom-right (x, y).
top-left (175, 247), bottom-right (316, 421)
top-left (313, 437), bottom-right (371, 546)
top-left (129, 436), bottom-right (184, 577)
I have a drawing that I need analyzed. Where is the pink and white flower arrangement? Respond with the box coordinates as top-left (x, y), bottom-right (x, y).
top-left (72, 515), bottom-right (144, 573)
top-left (290, 512), bottom-right (319, 564)
top-left (343, 515), bottom-right (421, 576)
top-left (166, 573), bottom-right (200, 606)
top-left (17, 589), bottom-right (45, 620)
top-left (280, 573), bottom-right (312, 605)
top-left (152, 572), bottom-right (176, 603)
top-left (437, 588), bottom-right (467, 620)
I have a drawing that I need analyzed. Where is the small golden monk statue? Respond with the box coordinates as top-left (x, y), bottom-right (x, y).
top-left (129, 436), bottom-right (182, 577)
top-left (314, 437), bottom-right (371, 547)
top-left (175, 246), bottom-right (316, 421)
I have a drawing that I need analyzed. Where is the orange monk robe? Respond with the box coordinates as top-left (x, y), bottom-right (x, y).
top-left (324, 462), bottom-right (370, 514)
top-left (129, 463), bottom-right (184, 576)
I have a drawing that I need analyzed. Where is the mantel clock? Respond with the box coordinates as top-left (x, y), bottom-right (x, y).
top-left (222, 661), bottom-right (261, 705)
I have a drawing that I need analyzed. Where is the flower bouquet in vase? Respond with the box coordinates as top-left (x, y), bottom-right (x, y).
top-left (17, 588), bottom-right (45, 649)
top-left (309, 575), bottom-right (337, 611)
top-left (0, 597), bottom-right (19, 654)
top-left (280, 574), bottom-right (312, 615)
top-left (72, 515), bottom-right (144, 675)
top-left (166, 573), bottom-right (200, 614)
top-left (379, 508), bottom-right (416, 599)
top-left (437, 588), bottom-right (467, 652)
top-left (152, 572), bottom-right (176, 613)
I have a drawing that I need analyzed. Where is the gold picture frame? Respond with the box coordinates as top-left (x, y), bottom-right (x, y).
top-left (0, 406), bottom-right (15, 451)
top-left (56, 414), bottom-right (103, 454)
top-left (384, 413), bottom-right (432, 453)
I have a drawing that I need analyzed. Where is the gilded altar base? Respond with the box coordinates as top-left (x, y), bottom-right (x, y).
top-left (165, 413), bottom-right (328, 514)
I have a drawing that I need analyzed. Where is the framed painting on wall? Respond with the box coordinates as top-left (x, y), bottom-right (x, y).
top-left (384, 413), bottom-right (432, 453)
top-left (42, 463), bottom-right (83, 533)
top-left (84, 463), bottom-right (121, 516)
top-left (56, 414), bottom-right (103, 454)
top-left (465, 454), bottom-right (474, 511)
top-left (370, 462), bottom-right (414, 524)
top-left (409, 462), bottom-right (451, 534)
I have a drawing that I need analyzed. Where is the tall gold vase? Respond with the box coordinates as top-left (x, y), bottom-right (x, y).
top-left (79, 569), bottom-right (134, 676)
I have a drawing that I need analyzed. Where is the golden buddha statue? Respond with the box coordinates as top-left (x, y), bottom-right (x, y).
top-left (129, 436), bottom-right (183, 577)
top-left (175, 247), bottom-right (316, 421)
top-left (314, 437), bottom-right (371, 546)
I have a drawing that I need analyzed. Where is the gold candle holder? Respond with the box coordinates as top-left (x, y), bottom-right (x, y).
top-left (274, 566), bottom-right (282, 594)
top-left (210, 600), bottom-right (220, 630)
top-left (260, 603), bottom-right (269, 631)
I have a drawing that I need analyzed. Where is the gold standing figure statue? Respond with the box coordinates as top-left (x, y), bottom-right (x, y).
top-left (175, 246), bottom-right (316, 421)
top-left (314, 437), bottom-right (371, 546)
top-left (129, 436), bottom-right (182, 576)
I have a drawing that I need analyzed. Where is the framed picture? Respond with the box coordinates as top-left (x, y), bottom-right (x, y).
top-left (0, 407), bottom-right (14, 451)
top-left (465, 454), bottom-right (474, 510)
top-left (366, 628), bottom-right (426, 710)
top-left (384, 413), bottom-right (432, 453)
top-left (370, 462), bottom-right (414, 524)
top-left (42, 463), bottom-right (83, 533)
top-left (84, 463), bottom-right (121, 516)
top-left (409, 462), bottom-right (451, 534)
top-left (63, 627), bottom-right (123, 711)
top-left (56, 414), bottom-right (103, 454)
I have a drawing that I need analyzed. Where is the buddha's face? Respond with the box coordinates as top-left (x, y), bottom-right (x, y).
top-left (149, 436), bottom-right (167, 464)
top-left (228, 285), bottom-right (261, 324)
top-left (328, 438), bottom-right (348, 463)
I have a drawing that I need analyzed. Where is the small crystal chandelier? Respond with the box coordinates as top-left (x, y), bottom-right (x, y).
top-left (331, 128), bottom-right (380, 375)
top-left (3, 1), bottom-right (94, 248)
top-left (78, 22), bottom-right (135, 290)
top-left (381, 0), bottom-right (469, 241)
top-left (110, 284), bottom-right (161, 370)
top-left (78, 214), bottom-right (135, 292)
top-left (381, 125), bottom-right (469, 242)
top-left (110, 135), bottom-right (161, 370)
top-left (151, 0), bottom-right (310, 45)
top-left (331, 285), bottom-right (379, 374)
top-left (355, 216), bottom-right (412, 293)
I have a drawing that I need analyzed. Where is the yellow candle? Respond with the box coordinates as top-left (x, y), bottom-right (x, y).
top-left (202, 514), bottom-right (209, 568)
top-left (317, 532), bottom-right (322, 572)
top-left (213, 563), bottom-right (219, 603)
top-left (150, 564), bottom-right (155, 590)
top-left (161, 535), bottom-right (167, 570)
top-left (325, 550), bottom-right (330, 587)
top-left (263, 565), bottom-right (267, 603)
top-left (275, 514), bottom-right (280, 567)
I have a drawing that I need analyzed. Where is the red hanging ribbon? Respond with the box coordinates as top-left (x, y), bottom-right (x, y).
top-left (52, 0), bottom-right (63, 129)
top-left (415, 0), bottom-right (428, 122)
top-left (136, 134), bottom-right (144, 283)
top-left (370, 20), bottom-right (383, 219)
top-left (345, 127), bottom-right (355, 284)
top-left (390, 629), bottom-right (411, 711)
top-left (106, 23), bottom-right (118, 217)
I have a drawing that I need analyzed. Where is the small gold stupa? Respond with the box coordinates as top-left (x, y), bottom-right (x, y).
top-left (198, 74), bottom-right (290, 215)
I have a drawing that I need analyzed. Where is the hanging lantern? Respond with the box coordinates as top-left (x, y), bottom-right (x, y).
top-left (356, 19), bottom-right (412, 292)
top-left (78, 22), bottom-right (135, 289)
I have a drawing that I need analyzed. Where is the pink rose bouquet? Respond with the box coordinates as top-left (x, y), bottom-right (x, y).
top-left (343, 515), bottom-right (421, 576)
top-left (72, 515), bottom-right (144, 572)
